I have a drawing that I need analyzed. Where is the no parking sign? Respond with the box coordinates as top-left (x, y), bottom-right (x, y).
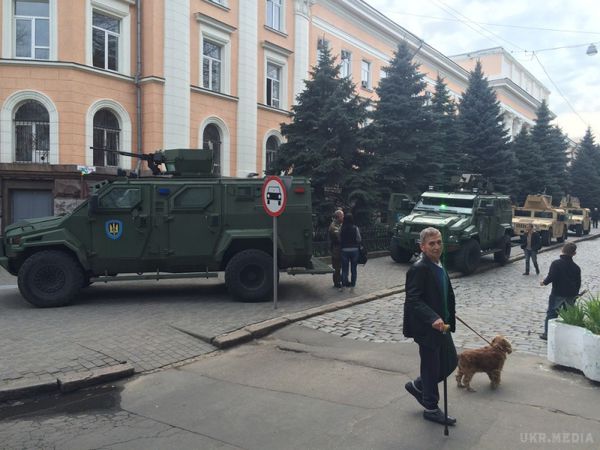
top-left (261, 176), bottom-right (287, 217)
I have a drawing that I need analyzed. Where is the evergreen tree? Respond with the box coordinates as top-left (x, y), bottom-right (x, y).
top-left (429, 75), bottom-right (461, 187)
top-left (512, 128), bottom-right (538, 204)
top-left (570, 128), bottom-right (600, 209)
top-left (273, 45), bottom-right (370, 226)
top-left (457, 61), bottom-right (515, 193)
top-left (366, 42), bottom-right (431, 210)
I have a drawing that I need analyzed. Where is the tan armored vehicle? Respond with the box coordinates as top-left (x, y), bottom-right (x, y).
top-left (512, 194), bottom-right (568, 246)
top-left (560, 196), bottom-right (591, 236)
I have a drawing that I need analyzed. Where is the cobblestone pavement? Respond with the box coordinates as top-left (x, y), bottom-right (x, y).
top-left (301, 235), bottom-right (600, 357)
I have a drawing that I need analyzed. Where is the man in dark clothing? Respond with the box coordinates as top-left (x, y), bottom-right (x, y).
top-left (328, 209), bottom-right (344, 290)
top-left (592, 208), bottom-right (599, 229)
top-left (403, 227), bottom-right (458, 426)
top-left (539, 242), bottom-right (581, 340)
top-left (520, 223), bottom-right (542, 275)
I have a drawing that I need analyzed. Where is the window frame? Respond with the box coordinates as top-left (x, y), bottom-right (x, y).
top-left (14, 100), bottom-right (50, 164)
top-left (2, 0), bottom-right (57, 59)
top-left (14, 0), bottom-right (50, 60)
top-left (197, 14), bottom-right (233, 95)
top-left (361, 59), bottom-right (371, 89)
top-left (92, 10), bottom-right (121, 71)
top-left (202, 39), bottom-right (223, 92)
top-left (266, 61), bottom-right (282, 109)
top-left (263, 43), bottom-right (289, 110)
top-left (266, 0), bottom-right (284, 32)
top-left (340, 50), bottom-right (352, 78)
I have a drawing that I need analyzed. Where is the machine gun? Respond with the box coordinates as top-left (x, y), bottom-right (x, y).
top-left (89, 147), bottom-right (215, 177)
top-left (450, 173), bottom-right (494, 194)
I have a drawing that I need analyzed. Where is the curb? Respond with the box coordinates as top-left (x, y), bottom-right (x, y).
top-left (0, 363), bottom-right (135, 402)
top-left (211, 232), bottom-right (600, 349)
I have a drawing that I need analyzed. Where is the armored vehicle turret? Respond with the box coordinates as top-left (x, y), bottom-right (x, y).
top-left (512, 194), bottom-right (569, 246)
top-left (389, 175), bottom-right (513, 275)
top-left (0, 148), bottom-right (330, 307)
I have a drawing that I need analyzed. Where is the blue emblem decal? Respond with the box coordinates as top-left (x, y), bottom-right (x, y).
top-left (105, 219), bottom-right (123, 240)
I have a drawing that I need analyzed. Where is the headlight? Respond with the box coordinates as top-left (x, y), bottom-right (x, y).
top-left (8, 236), bottom-right (21, 245)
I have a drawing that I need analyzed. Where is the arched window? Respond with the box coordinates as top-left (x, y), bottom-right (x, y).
top-left (203, 124), bottom-right (221, 175)
top-left (14, 100), bottom-right (49, 163)
top-left (266, 135), bottom-right (280, 172)
top-left (93, 109), bottom-right (120, 166)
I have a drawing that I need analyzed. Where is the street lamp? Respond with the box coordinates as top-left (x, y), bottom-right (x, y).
top-left (586, 43), bottom-right (598, 56)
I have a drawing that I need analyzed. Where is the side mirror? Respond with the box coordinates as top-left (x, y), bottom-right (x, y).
top-left (88, 194), bottom-right (99, 215)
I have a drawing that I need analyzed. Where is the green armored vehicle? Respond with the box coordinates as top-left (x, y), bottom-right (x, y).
top-left (0, 149), bottom-right (329, 307)
top-left (389, 175), bottom-right (513, 274)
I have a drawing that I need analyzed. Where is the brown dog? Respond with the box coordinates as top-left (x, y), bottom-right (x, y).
top-left (456, 335), bottom-right (512, 391)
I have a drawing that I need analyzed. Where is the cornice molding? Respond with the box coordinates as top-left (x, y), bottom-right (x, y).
top-left (194, 12), bottom-right (237, 34)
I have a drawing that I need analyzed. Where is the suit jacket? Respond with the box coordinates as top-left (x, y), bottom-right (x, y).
top-left (403, 255), bottom-right (456, 349)
top-left (520, 231), bottom-right (542, 251)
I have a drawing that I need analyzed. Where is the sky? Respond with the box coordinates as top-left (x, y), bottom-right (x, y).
top-left (366, 0), bottom-right (600, 142)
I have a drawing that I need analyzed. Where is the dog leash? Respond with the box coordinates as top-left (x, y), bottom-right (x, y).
top-left (455, 315), bottom-right (492, 346)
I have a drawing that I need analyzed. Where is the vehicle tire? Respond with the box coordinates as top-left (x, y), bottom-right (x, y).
top-left (225, 249), bottom-right (274, 302)
top-left (493, 235), bottom-right (511, 264)
top-left (575, 224), bottom-right (583, 237)
top-left (583, 224), bottom-right (590, 235)
top-left (17, 250), bottom-right (84, 308)
top-left (390, 240), bottom-right (413, 263)
top-left (557, 227), bottom-right (567, 243)
top-left (454, 239), bottom-right (481, 275)
top-left (541, 230), bottom-right (551, 246)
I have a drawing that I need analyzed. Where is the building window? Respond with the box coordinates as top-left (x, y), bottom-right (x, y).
top-left (203, 40), bottom-right (222, 92)
top-left (14, 100), bottom-right (49, 163)
top-left (317, 37), bottom-right (329, 61)
top-left (266, 0), bottom-right (282, 31)
top-left (203, 124), bottom-right (221, 175)
top-left (266, 135), bottom-right (280, 171)
top-left (266, 62), bottom-right (281, 108)
top-left (93, 109), bottom-right (120, 167)
top-left (92, 10), bottom-right (120, 71)
top-left (341, 50), bottom-right (351, 78)
top-left (361, 60), bottom-right (371, 89)
top-left (14, 0), bottom-right (49, 59)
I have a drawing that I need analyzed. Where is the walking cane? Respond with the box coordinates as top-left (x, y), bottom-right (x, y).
top-left (442, 323), bottom-right (451, 436)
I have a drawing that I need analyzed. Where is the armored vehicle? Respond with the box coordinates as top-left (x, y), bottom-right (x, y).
top-left (560, 196), bottom-right (591, 236)
top-left (0, 148), bottom-right (330, 308)
top-left (389, 175), bottom-right (513, 275)
top-left (512, 194), bottom-right (568, 246)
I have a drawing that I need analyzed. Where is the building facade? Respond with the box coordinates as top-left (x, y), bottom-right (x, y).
top-left (0, 0), bottom-right (549, 229)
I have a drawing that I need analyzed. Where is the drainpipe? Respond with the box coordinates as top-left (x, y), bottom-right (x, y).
top-left (135, 0), bottom-right (143, 174)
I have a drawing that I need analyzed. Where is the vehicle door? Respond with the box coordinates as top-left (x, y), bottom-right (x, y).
top-left (476, 198), bottom-right (496, 247)
top-left (165, 183), bottom-right (221, 271)
top-left (89, 184), bottom-right (150, 273)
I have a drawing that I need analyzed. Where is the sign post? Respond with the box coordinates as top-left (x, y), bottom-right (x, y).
top-left (261, 176), bottom-right (287, 309)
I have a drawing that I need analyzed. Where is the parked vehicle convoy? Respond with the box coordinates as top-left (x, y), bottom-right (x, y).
top-left (389, 174), bottom-right (513, 275)
top-left (0, 148), bottom-right (331, 308)
top-left (560, 196), bottom-right (591, 236)
top-left (512, 194), bottom-right (568, 246)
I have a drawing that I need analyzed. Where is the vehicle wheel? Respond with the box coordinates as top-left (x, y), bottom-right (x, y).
top-left (541, 230), bottom-right (551, 246)
top-left (557, 227), bottom-right (567, 243)
top-left (575, 224), bottom-right (583, 237)
top-left (493, 235), bottom-right (511, 264)
top-left (390, 240), bottom-right (413, 263)
top-left (225, 249), bottom-right (274, 302)
top-left (583, 225), bottom-right (590, 235)
top-left (454, 239), bottom-right (481, 275)
top-left (17, 250), bottom-right (84, 308)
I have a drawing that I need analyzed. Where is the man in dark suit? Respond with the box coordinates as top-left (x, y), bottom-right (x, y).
top-left (403, 227), bottom-right (458, 426)
top-left (520, 223), bottom-right (542, 275)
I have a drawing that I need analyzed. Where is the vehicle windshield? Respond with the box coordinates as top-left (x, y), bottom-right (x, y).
top-left (534, 211), bottom-right (554, 219)
top-left (414, 196), bottom-right (474, 214)
top-left (570, 209), bottom-right (583, 215)
top-left (514, 210), bottom-right (532, 217)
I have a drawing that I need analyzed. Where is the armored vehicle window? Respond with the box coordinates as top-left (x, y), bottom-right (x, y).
top-left (514, 210), bottom-right (531, 217)
top-left (173, 187), bottom-right (213, 209)
top-left (99, 188), bottom-right (141, 209)
top-left (534, 211), bottom-right (553, 219)
top-left (415, 196), bottom-right (474, 214)
top-left (570, 209), bottom-right (583, 215)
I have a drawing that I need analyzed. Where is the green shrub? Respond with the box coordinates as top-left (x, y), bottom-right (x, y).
top-left (558, 301), bottom-right (586, 327)
top-left (583, 295), bottom-right (600, 335)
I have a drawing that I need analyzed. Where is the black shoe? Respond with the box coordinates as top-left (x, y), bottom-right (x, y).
top-left (539, 333), bottom-right (547, 341)
top-left (405, 381), bottom-right (426, 408)
top-left (536, 270), bottom-right (540, 275)
top-left (522, 272), bottom-right (529, 276)
top-left (423, 408), bottom-right (457, 426)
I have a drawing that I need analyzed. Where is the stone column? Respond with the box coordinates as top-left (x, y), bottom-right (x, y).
top-left (293, 0), bottom-right (314, 103)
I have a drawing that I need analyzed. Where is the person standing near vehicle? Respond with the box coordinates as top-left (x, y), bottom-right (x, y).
top-left (403, 227), bottom-right (458, 426)
top-left (328, 209), bottom-right (344, 290)
top-left (539, 242), bottom-right (581, 340)
top-left (592, 207), bottom-right (599, 229)
top-left (339, 213), bottom-right (361, 292)
top-left (520, 223), bottom-right (541, 275)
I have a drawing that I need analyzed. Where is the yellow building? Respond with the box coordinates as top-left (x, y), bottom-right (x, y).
top-left (0, 0), bottom-right (549, 227)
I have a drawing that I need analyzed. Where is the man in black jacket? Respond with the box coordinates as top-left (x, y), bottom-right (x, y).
top-left (539, 242), bottom-right (581, 340)
top-left (403, 227), bottom-right (458, 426)
top-left (520, 223), bottom-right (542, 275)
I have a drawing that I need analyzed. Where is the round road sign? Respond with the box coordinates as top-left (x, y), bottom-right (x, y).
top-left (262, 176), bottom-right (287, 217)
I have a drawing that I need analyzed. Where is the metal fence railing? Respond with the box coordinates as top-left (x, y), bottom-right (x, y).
top-left (312, 224), bottom-right (393, 257)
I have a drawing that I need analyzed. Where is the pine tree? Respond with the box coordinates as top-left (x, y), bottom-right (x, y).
top-left (457, 61), bottom-right (515, 193)
top-left (273, 45), bottom-right (370, 226)
top-left (512, 128), bottom-right (542, 204)
top-left (570, 128), bottom-right (600, 209)
top-left (367, 42), bottom-right (431, 210)
top-left (429, 75), bottom-right (460, 188)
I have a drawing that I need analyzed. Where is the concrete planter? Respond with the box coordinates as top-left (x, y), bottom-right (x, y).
top-left (547, 319), bottom-right (600, 382)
